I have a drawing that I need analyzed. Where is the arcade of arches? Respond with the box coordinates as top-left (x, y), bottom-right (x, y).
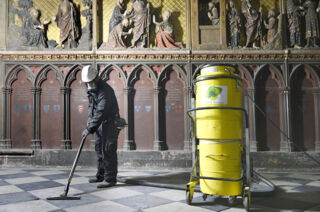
top-left (0, 0), bottom-right (319, 153)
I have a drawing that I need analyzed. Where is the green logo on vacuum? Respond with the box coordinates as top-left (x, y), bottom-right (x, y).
top-left (207, 86), bottom-right (223, 100)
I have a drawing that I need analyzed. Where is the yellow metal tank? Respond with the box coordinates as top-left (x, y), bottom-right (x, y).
top-left (195, 64), bottom-right (243, 196)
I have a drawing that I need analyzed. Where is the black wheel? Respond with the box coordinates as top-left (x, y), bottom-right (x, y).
top-left (186, 190), bottom-right (192, 205)
top-left (202, 194), bottom-right (207, 201)
top-left (243, 196), bottom-right (250, 211)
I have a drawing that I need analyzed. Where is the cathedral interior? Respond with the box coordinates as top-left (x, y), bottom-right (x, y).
top-left (0, 0), bottom-right (319, 160)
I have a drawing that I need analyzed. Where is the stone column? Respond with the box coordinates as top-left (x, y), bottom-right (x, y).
top-left (0, 88), bottom-right (12, 148)
top-left (184, 86), bottom-right (192, 151)
top-left (60, 87), bottom-right (71, 149)
top-left (31, 87), bottom-right (41, 149)
top-left (280, 87), bottom-right (292, 152)
top-left (247, 88), bottom-right (258, 152)
top-left (313, 88), bottom-right (320, 152)
top-left (0, 62), bottom-right (5, 146)
top-left (153, 87), bottom-right (166, 150)
top-left (123, 87), bottom-right (135, 150)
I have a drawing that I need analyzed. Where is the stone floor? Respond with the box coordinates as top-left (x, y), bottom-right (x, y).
top-left (0, 167), bottom-right (319, 212)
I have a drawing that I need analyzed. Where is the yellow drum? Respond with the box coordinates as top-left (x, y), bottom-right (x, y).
top-left (195, 64), bottom-right (243, 196)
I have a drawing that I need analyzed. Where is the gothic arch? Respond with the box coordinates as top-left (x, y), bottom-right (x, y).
top-left (34, 64), bottom-right (64, 87)
top-left (158, 64), bottom-right (187, 87)
top-left (254, 64), bottom-right (285, 88)
top-left (289, 64), bottom-right (319, 151)
top-left (5, 64), bottom-right (34, 88)
top-left (238, 65), bottom-right (254, 89)
top-left (100, 64), bottom-right (127, 87)
top-left (64, 64), bottom-right (84, 87)
top-left (127, 64), bottom-right (157, 87)
top-left (289, 64), bottom-right (320, 88)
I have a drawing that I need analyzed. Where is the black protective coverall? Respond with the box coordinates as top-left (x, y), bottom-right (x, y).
top-left (86, 79), bottom-right (120, 182)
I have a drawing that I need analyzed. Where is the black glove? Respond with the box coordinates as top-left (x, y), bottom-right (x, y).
top-left (82, 128), bottom-right (89, 139)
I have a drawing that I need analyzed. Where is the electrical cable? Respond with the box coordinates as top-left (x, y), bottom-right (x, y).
top-left (246, 94), bottom-right (320, 167)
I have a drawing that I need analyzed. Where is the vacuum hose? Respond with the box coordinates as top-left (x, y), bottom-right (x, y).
top-left (117, 170), bottom-right (276, 197)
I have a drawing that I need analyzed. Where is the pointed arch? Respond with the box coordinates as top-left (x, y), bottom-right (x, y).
top-left (238, 65), bottom-right (254, 89)
top-left (290, 64), bottom-right (320, 88)
top-left (34, 64), bottom-right (64, 87)
top-left (5, 64), bottom-right (34, 88)
top-left (158, 64), bottom-right (187, 87)
top-left (64, 64), bottom-right (84, 87)
top-left (100, 64), bottom-right (127, 87)
top-left (254, 64), bottom-right (285, 88)
top-left (127, 64), bottom-right (157, 87)
top-left (192, 64), bottom-right (205, 79)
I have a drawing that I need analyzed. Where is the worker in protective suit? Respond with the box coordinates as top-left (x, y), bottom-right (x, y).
top-left (81, 65), bottom-right (120, 188)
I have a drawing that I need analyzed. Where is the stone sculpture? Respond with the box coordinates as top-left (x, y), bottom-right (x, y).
top-left (153, 10), bottom-right (182, 49)
top-left (227, 0), bottom-right (241, 48)
top-left (109, 0), bottom-right (127, 33)
top-left (127, 0), bottom-right (150, 48)
top-left (301, 0), bottom-right (319, 47)
top-left (23, 8), bottom-right (49, 48)
top-left (241, 0), bottom-right (262, 48)
top-left (104, 18), bottom-right (132, 49)
top-left (287, 0), bottom-right (303, 48)
top-left (52, 0), bottom-right (80, 49)
top-left (208, 1), bottom-right (220, 25)
top-left (78, 0), bottom-right (93, 50)
top-left (264, 10), bottom-right (278, 44)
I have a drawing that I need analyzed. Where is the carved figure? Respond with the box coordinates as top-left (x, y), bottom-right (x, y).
top-left (153, 10), bottom-right (182, 49)
top-left (227, 0), bottom-right (241, 48)
top-left (109, 0), bottom-right (126, 33)
top-left (52, 0), bottom-right (80, 49)
top-left (287, 0), bottom-right (303, 48)
top-left (81, 0), bottom-right (92, 35)
top-left (241, 0), bottom-right (262, 48)
top-left (78, 0), bottom-right (93, 50)
top-left (105, 18), bottom-right (132, 49)
top-left (264, 10), bottom-right (277, 44)
top-left (208, 1), bottom-right (220, 25)
top-left (7, 0), bottom-right (34, 49)
top-left (127, 0), bottom-right (150, 48)
top-left (302, 0), bottom-right (319, 47)
top-left (23, 8), bottom-right (49, 48)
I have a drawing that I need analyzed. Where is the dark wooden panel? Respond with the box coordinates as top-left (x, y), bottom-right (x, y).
top-left (40, 70), bottom-right (62, 148)
top-left (164, 71), bottom-right (185, 150)
top-left (133, 71), bottom-right (154, 149)
top-left (70, 71), bottom-right (90, 148)
top-left (256, 70), bottom-right (281, 151)
top-left (291, 69), bottom-right (315, 151)
top-left (11, 71), bottom-right (32, 148)
top-left (106, 71), bottom-right (125, 148)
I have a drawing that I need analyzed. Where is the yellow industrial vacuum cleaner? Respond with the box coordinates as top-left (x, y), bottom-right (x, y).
top-left (186, 64), bottom-right (251, 211)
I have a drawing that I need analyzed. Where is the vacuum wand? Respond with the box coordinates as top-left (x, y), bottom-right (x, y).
top-left (47, 135), bottom-right (87, 200)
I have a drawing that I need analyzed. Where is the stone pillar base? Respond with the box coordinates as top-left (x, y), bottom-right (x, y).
top-left (315, 141), bottom-right (320, 152)
top-left (31, 139), bottom-right (41, 149)
top-left (0, 139), bottom-right (12, 149)
top-left (250, 140), bottom-right (258, 152)
top-left (280, 140), bottom-right (292, 152)
top-left (153, 140), bottom-right (167, 151)
top-left (123, 140), bottom-right (135, 150)
top-left (184, 140), bottom-right (192, 151)
top-left (61, 140), bottom-right (72, 150)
